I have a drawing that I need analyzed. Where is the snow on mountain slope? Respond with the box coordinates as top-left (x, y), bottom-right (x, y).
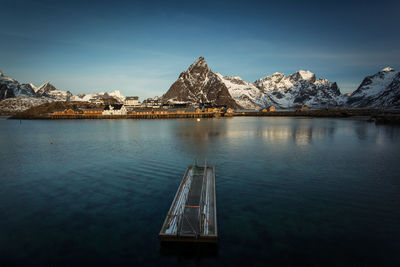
top-left (71, 90), bottom-right (125, 103)
top-left (162, 59), bottom-right (343, 109)
top-left (0, 71), bottom-right (36, 99)
top-left (217, 74), bottom-right (262, 109)
top-left (162, 57), bottom-right (241, 108)
top-left (254, 71), bottom-right (342, 108)
top-left (30, 83), bottom-right (38, 93)
top-left (347, 67), bottom-right (400, 107)
top-left (36, 82), bottom-right (72, 101)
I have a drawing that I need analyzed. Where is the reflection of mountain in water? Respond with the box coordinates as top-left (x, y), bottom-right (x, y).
top-left (254, 119), bottom-right (337, 146)
top-left (173, 119), bottom-right (230, 158)
top-left (170, 117), bottom-right (400, 161)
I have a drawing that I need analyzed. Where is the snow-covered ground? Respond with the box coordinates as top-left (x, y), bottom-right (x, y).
top-left (0, 97), bottom-right (53, 114)
top-left (71, 90), bottom-right (125, 102)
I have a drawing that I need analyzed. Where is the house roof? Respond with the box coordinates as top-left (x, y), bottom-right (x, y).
top-left (104, 104), bottom-right (124, 110)
top-left (126, 96), bottom-right (139, 100)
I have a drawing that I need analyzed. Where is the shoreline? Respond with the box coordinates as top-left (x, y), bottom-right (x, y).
top-left (6, 108), bottom-right (400, 124)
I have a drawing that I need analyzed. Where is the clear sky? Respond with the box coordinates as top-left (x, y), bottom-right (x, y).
top-left (1, 0), bottom-right (399, 98)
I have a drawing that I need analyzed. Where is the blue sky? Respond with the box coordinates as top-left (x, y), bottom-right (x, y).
top-left (1, 0), bottom-right (399, 98)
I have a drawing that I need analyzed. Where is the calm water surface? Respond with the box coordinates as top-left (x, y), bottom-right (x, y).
top-left (0, 117), bottom-right (399, 265)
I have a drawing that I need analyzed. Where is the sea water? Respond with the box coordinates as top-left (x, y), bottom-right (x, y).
top-left (0, 117), bottom-right (399, 265)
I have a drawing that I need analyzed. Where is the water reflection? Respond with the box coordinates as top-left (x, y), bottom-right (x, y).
top-left (1, 118), bottom-right (400, 265)
top-left (176, 118), bottom-right (336, 149)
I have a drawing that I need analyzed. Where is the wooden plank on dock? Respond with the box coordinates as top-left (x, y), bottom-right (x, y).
top-left (159, 165), bottom-right (217, 243)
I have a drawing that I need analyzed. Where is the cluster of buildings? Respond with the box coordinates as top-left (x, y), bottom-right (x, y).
top-left (124, 96), bottom-right (163, 109)
top-left (52, 96), bottom-right (283, 116)
top-left (53, 103), bottom-right (235, 116)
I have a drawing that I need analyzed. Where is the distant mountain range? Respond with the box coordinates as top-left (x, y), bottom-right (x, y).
top-left (0, 70), bottom-right (125, 110)
top-left (1, 58), bottom-right (400, 113)
top-left (163, 57), bottom-right (400, 109)
top-left (347, 67), bottom-right (400, 108)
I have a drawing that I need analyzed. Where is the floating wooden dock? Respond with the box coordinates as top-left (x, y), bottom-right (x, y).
top-left (159, 163), bottom-right (217, 243)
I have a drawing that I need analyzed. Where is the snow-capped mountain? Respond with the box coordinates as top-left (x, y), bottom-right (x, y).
top-left (217, 74), bottom-right (262, 109)
top-left (71, 90), bottom-right (125, 103)
top-left (254, 71), bottom-right (343, 108)
top-left (162, 58), bottom-right (343, 109)
top-left (0, 71), bottom-right (126, 113)
top-left (162, 57), bottom-right (241, 108)
top-left (35, 82), bottom-right (72, 101)
top-left (0, 71), bottom-right (36, 100)
top-left (347, 67), bottom-right (400, 108)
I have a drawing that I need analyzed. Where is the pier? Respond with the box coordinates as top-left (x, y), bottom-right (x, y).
top-left (159, 163), bottom-right (217, 243)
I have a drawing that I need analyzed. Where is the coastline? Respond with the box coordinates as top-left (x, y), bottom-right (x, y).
top-left (7, 108), bottom-right (400, 124)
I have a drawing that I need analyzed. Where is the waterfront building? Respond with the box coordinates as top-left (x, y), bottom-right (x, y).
top-left (124, 96), bottom-right (140, 107)
top-left (53, 109), bottom-right (83, 115)
top-left (83, 109), bottom-right (103, 115)
top-left (102, 104), bottom-right (127, 115)
top-left (263, 106), bottom-right (275, 112)
top-left (297, 104), bottom-right (308, 111)
top-left (142, 97), bottom-right (162, 108)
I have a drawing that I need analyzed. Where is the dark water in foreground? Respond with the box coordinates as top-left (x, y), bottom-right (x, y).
top-left (0, 117), bottom-right (399, 265)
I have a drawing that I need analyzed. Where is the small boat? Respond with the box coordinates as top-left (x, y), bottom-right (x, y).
top-left (159, 161), bottom-right (217, 243)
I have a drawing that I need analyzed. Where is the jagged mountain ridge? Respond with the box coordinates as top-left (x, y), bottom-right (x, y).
top-left (0, 71), bottom-right (126, 113)
top-left (348, 67), bottom-right (400, 108)
top-left (162, 57), bottom-right (241, 108)
top-left (0, 71), bottom-right (36, 100)
top-left (36, 82), bottom-right (73, 101)
top-left (71, 90), bottom-right (125, 103)
top-left (0, 71), bottom-right (125, 103)
top-left (164, 57), bottom-right (400, 109)
top-left (217, 74), bottom-right (262, 109)
top-left (162, 57), bottom-right (344, 109)
top-left (253, 71), bottom-right (343, 108)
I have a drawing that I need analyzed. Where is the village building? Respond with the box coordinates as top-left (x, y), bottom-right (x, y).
top-left (141, 97), bottom-right (162, 108)
top-left (83, 109), bottom-right (103, 115)
top-left (89, 97), bottom-right (104, 105)
top-left (297, 104), bottom-right (308, 111)
top-left (53, 109), bottom-right (84, 115)
top-left (262, 106), bottom-right (275, 112)
top-left (124, 96), bottom-right (140, 107)
top-left (102, 104), bottom-right (127, 115)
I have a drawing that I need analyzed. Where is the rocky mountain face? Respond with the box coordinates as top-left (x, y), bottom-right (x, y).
top-left (253, 71), bottom-right (343, 108)
top-left (0, 71), bottom-right (36, 100)
top-left (163, 58), bottom-right (344, 109)
top-left (35, 82), bottom-right (73, 101)
top-left (162, 57), bottom-right (241, 108)
top-left (0, 71), bottom-right (125, 114)
top-left (217, 74), bottom-right (262, 109)
top-left (218, 70), bottom-right (343, 109)
top-left (347, 67), bottom-right (400, 108)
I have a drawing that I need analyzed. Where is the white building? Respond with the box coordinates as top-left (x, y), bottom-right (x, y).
top-left (142, 96), bottom-right (162, 108)
top-left (102, 104), bottom-right (127, 115)
top-left (124, 96), bottom-right (140, 107)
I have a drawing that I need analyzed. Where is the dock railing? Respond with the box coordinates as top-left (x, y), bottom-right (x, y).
top-left (199, 160), bottom-right (209, 235)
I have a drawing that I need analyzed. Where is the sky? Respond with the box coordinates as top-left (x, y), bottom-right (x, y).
top-left (1, 0), bottom-right (399, 98)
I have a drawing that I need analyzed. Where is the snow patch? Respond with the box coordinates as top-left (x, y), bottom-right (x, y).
top-left (381, 67), bottom-right (394, 72)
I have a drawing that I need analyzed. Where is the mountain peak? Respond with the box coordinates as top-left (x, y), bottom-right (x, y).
top-left (188, 56), bottom-right (208, 71)
top-left (291, 70), bottom-right (316, 83)
top-left (381, 67), bottom-right (394, 72)
top-left (163, 56), bottom-right (240, 108)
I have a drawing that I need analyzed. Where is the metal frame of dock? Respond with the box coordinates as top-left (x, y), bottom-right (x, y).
top-left (159, 164), bottom-right (217, 243)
